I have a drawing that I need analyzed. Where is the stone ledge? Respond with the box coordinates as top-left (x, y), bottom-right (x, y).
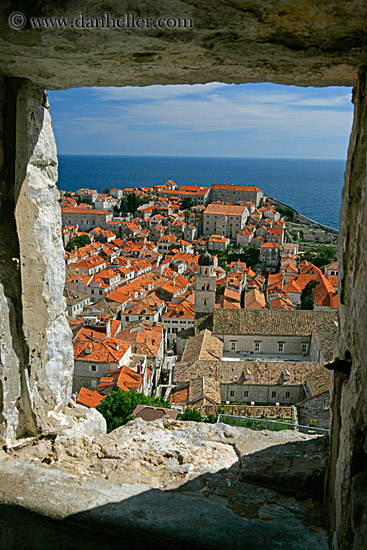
top-left (0, 420), bottom-right (330, 549)
top-left (0, 455), bottom-right (329, 550)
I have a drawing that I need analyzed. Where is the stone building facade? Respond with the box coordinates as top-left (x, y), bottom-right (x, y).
top-left (209, 184), bottom-right (264, 206)
top-left (61, 206), bottom-right (113, 231)
top-left (211, 309), bottom-right (337, 359)
top-left (203, 203), bottom-right (249, 239)
top-left (221, 380), bottom-right (304, 406)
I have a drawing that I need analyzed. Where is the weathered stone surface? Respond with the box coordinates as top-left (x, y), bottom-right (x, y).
top-left (240, 435), bottom-right (329, 499)
top-left (0, 79), bottom-right (77, 443)
top-left (0, 284), bottom-right (22, 442)
top-left (15, 82), bottom-right (74, 431)
top-left (326, 66), bottom-right (367, 550)
top-left (0, 1), bottom-right (365, 89)
top-left (1, 421), bottom-right (329, 549)
top-left (10, 418), bottom-right (326, 492)
top-left (0, 77), bottom-right (39, 443)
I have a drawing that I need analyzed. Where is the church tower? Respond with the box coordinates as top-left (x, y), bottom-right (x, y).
top-left (195, 249), bottom-right (216, 314)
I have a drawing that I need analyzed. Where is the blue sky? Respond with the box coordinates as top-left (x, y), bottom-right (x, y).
top-left (48, 82), bottom-right (354, 159)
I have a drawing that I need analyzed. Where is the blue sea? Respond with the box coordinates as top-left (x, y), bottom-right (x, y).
top-left (57, 155), bottom-right (346, 229)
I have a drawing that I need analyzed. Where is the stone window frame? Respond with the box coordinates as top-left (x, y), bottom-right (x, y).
top-left (0, 35), bottom-right (363, 550)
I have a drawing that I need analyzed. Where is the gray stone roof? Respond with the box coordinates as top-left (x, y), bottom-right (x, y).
top-left (64, 288), bottom-right (89, 306)
top-left (182, 330), bottom-right (223, 363)
top-left (213, 309), bottom-right (338, 337)
top-left (188, 377), bottom-right (221, 405)
top-left (306, 366), bottom-right (333, 396)
top-left (79, 298), bottom-right (120, 318)
top-left (312, 323), bottom-right (338, 363)
top-left (174, 360), bottom-right (324, 386)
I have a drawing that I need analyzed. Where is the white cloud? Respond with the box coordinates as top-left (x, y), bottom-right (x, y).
top-left (49, 83), bottom-right (353, 158)
top-left (92, 82), bottom-right (228, 101)
top-left (91, 83), bottom-right (352, 110)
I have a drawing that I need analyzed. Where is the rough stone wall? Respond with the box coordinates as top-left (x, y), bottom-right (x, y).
top-left (199, 404), bottom-right (293, 419)
top-left (0, 0), bottom-right (365, 90)
top-left (296, 393), bottom-right (330, 430)
top-left (326, 66), bottom-right (367, 550)
top-left (0, 79), bottom-right (73, 442)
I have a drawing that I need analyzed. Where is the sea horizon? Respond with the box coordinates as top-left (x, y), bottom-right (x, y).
top-left (58, 153), bottom-right (347, 161)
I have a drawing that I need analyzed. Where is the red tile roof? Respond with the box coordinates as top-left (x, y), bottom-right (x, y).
top-left (77, 387), bottom-right (104, 408)
top-left (74, 338), bottom-right (131, 363)
top-left (61, 206), bottom-right (110, 215)
top-left (212, 183), bottom-right (262, 192)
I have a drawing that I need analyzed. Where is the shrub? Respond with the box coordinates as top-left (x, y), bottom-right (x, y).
top-left (96, 389), bottom-right (171, 433)
top-left (65, 234), bottom-right (91, 252)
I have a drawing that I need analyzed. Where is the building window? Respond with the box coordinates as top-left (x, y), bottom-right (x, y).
top-left (272, 391), bottom-right (276, 398)
top-left (231, 341), bottom-right (236, 351)
top-left (254, 342), bottom-right (260, 351)
top-left (285, 391), bottom-right (290, 398)
top-left (278, 342), bottom-right (284, 352)
top-left (244, 391), bottom-right (248, 397)
top-left (258, 391), bottom-right (263, 399)
top-left (91, 379), bottom-right (97, 389)
top-left (91, 365), bottom-right (97, 372)
top-left (230, 390), bottom-right (235, 397)
top-left (302, 343), bottom-right (308, 354)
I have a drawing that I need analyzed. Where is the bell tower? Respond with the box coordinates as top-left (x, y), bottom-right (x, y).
top-left (195, 250), bottom-right (216, 314)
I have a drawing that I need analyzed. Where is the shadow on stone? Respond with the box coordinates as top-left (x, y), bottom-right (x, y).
top-left (0, 433), bottom-right (330, 550)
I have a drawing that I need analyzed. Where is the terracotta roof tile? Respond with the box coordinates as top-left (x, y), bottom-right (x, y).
top-left (77, 387), bottom-right (104, 408)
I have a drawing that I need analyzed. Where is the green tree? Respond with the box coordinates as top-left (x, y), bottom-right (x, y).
top-left (96, 389), bottom-right (171, 432)
top-left (65, 234), bottom-right (91, 252)
top-left (104, 187), bottom-right (110, 194)
top-left (300, 280), bottom-right (319, 310)
top-left (227, 247), bottom-right (259, 268)
top-left (178, 408), bottom-right (217, 423)
top-left (275, 207), bottom-right (293, 220)
top-left (179, 408), bottom-right (203, 422)
top-left (81, 197), bottom-right (92, 205)
top-left (181, 197), bottom-right (193, 211)
top-left (184, 209), bottom-right (192, 223)
top-left (302, 247), bottom-right (336, 268)
top-left (126, 192), bottom-right (143, 213)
